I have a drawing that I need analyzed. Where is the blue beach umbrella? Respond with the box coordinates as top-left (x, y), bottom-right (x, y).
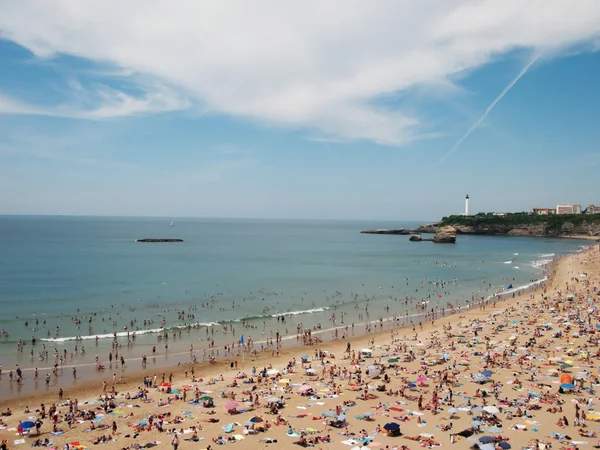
top-left (383, 422), bottom-right (400, 432)
top-left (479, 436), bottom-right (495, 444)
top-left (18, 421), bottom-right (35, 430)
top-left (560, 383), bottom-right (575, 390)
top-left (482, 370), bottom-right (493, 378)
top-left (498, 442), bottom-right (512, 449)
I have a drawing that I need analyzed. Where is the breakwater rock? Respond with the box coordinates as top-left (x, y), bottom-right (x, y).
top-left (360, 228), bottom-right (414, 235)
top-left (136, 238), bottom-right (184, 243)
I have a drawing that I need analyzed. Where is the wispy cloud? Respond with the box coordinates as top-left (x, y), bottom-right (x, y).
top-left (0, 1), bottom-right (599, 144)
top-left (0, 81), bottom-right (191, 119)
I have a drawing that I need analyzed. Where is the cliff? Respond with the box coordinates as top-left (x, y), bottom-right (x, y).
top-left (438, 213), bottom-right (600, 238)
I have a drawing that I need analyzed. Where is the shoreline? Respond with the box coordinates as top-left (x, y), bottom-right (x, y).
top-left (0, 243), bottom-right (598, 449)
top-left (0, 245), bottom-right (571, 407)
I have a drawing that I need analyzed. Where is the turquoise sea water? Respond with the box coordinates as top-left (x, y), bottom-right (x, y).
top-left (0, 215), bottom-right (588, 395)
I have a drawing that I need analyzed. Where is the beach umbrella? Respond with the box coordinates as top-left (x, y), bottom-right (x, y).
top-left (408, 383), bottom-right (416, 388)
top-left (483, 406), bottom-right (500, 414)
top-left (368, 367), bottom-right (381, 377)
top-left (471, 420), bottom-right (482, 427)
top-left (160, 382), bottom-right (171, 387)
top-left (279, 379), bottom-right (290, 384)
top-left (322, 410), bottom-right (337, 418)
top-left (18, 421), bottom-right (35, 430)
top-left (305, 368), bottom-right (316, 373)
top-left (363, 412), bottom-right (373, 417)
top-left (448, 408), bottom-right (458, 415)
top-left (300, 354), bottom-right (309, 359)
top-left (486, 426), bottom-right (504, 433)
top-left (480, 445), bottom-right (495, 450)
top-left (482, 370), bottom-right (493, 378)
top-left (416, 376), bottom-right (427, 383)
top-left (383, 422), bottom-right (400, 432)
top-left (243, 421), bottom-right (253, 427)
top-left (199, 395), bottom-right (213, 401)
top-left (471, 407), bottom-right (484, 413)
top-left (266, 396), bottom-right (282, 403)
top-left (298, 385), bottom-right (313, 393)
top-left (249, 416), bottom-right (263, 423)
top-left (224, 400), bottom-right (239, 410)
top-left (498, 442), bottom-right (511, 449)
top-left (337, 414), bottom-right (346, 422)
top-left (560, 383), bottom-right (575, 390)
top-left (479, 436), bottom-right (495, 444)
top-left (266, 369), bottom-right (279, 376)
top-left (361, 348), bottom-right (372, 353)
top-left (473, 373), bottom-right (487, 382)
top-left (388, 358), bottom-right (399, 363)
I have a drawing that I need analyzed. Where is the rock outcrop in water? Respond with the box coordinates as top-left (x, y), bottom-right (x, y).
top-left (360, 228), bottom-right (413, 235)
top-left (433, 226), bottom-right (457, 243)
top-left (409, 234), bottom-right (422, 241)
top-left (136, 238), bottom-right (184, 243)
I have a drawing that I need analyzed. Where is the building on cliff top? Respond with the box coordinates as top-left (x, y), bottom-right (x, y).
top-left (586, 205), bottom-right (600, 214)
top-left (532, 207), bottom-right (556, 215)
top-left (556, 204), bottom-right (582, 214)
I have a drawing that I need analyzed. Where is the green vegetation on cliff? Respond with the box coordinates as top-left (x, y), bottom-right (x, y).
top-left (439, 212), bottom-right (600, 235)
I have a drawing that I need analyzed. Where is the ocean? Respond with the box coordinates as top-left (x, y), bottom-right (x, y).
top-left (0, 215), bottom-right (588, 395)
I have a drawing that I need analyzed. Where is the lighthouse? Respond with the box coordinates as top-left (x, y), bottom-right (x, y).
top-left (464, 194), bottom-right (470, 216)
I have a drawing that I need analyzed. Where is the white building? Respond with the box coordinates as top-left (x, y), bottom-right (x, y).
top-left (556, 204), bottom-right (582, 214)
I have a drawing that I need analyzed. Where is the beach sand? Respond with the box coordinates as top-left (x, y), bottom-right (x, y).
top-left (1, 243), bottom-right (599, 450)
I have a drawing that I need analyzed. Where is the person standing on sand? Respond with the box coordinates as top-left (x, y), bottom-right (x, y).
top-left (172, 435), bottom-right (179, 450)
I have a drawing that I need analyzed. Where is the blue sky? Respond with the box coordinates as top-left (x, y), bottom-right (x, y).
top-left (1, 1), bottom-right (600, 220)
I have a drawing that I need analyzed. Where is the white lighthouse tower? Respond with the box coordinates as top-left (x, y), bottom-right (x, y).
top-left (464, 194), bottom-right (470, 216)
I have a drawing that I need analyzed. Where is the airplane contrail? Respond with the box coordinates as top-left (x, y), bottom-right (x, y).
top-left (434, 52), bottom-right (542, 168)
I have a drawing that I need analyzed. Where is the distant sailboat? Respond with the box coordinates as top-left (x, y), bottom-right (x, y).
top-left (169, 221), bottom-right (174, 227)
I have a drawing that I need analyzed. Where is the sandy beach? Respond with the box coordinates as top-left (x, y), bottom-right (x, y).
top-left (1, 243), bottom-right (599, 450)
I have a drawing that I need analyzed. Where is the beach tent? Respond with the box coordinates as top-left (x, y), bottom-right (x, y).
top-left (560, 374), bottom-right (572, 384)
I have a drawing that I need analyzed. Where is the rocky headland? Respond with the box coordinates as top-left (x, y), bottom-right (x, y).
top-left (361, 213), bottom-right (600, 241)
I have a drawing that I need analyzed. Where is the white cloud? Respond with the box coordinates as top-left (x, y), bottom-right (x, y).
top-left (0, 0), bottom-right (599, 144)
